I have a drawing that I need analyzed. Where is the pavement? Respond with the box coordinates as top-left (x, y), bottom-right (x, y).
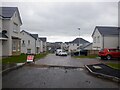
top-left (2, 63), bottom-right (25, 76)
top-left (85, 63), bottom-right (120, 82)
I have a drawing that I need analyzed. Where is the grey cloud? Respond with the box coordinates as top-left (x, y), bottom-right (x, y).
top-left (2, 2), bottom-right (118, 42)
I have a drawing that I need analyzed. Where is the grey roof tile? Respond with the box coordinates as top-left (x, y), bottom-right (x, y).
top-left (0, 7), bottom-right (17, 18)
top-left (21, 30), bottom-right (37, 40)
top-left (92, 26), bottom-right (119, 36)
top-left (31, 34), bottom-right (38, 40)
top-left (70, 38), bottom-right (90, 44)
top-left (39, 37), bottom-right (47, 42)
top-left (0, 7), bottom-right (22, 24)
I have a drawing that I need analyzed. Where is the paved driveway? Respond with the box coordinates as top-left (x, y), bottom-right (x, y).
top-left (35, 54), bottom-right (100, 67)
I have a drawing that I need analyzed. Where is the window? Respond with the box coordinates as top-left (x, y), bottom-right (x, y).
top-left (14, 12), bottom-right (17, 17)
top-left (27, 49), bottom-right (31, 54)
top-left (22, 40), bottom-right (25, 47)
top-left (12, 41), bottom-right (16, 51)
top-left (94, 37), bottom-right (96, 43)
top-left (13, 23), bottom-right (18, 32)
top-left (28, 40), bottom-right (30, 45)
top-left (18, 41), bottom-right (20, 51)
top-left (97, 36), bottom-right (100, 43)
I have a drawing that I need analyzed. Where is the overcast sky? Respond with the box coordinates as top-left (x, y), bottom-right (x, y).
top-left (2, 1), bottom-right (118, 42)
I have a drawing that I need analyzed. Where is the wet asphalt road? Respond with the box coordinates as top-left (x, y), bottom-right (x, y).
top-left (2, 54), bottom-right (120, 88)
top-left (35, 54), bottom-right (100, 67)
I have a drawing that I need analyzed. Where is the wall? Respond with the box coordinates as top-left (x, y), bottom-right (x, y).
top-left (0, 40), bottom-right (2, 56)
top-left (68, 43), bottom-right (78, 52)
top-left (92, 28), bottom-right (103, 50)
top-left (2, 20), bottom-right (11, 56)
top-left (104, 35), bottom-right (118, 49)
top-left (40, 40), bottom-right (43, 53)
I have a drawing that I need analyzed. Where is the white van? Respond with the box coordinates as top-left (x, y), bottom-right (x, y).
top-left (55, 49), bottom-right (62, 56)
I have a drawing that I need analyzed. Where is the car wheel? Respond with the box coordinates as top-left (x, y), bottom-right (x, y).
top-left (106, 55), bottom-right (112, 60)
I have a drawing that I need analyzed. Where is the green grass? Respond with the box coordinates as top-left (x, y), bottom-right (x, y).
top-left (74, 55), bottom-right (98, 59)
top-left (107, 63), bottom-right (120, 70)
top-left (34, 53), bottom-right (48, 60)
top-left (2, 53), bottom-right (48, 64)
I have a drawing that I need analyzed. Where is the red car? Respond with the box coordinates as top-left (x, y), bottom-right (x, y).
top-left (98, 48), bottom-right (120, 60)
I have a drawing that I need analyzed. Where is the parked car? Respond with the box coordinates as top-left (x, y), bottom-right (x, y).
top-left (98, 48), bottom-right (120, 60)
top-left (59, 51), bottom-right (67, 56)
top-left (55, 49), bottom-right (62, 56)
top-left (71, 50), bottom-right (88, 56)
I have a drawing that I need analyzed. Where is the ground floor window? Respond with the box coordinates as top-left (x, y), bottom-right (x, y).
top-left (12, 41), bottom-right (17, 51)
top-left (12, 39), bottom-right (21, 52)
top-left (27, 49), bottom-right (31, 54)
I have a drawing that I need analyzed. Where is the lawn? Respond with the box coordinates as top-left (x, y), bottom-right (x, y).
top-left (74, 55), bottom-right (98, 59)
top-left (2, 53), bottom-right (48, 64)
top-left (106, 63), bottom-right (120, 70)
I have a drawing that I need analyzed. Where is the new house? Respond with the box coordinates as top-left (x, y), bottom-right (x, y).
top-left (20, 30), bottom-right (39, 54)
top-left (0, 7), bottom-right (22, 56)
top-left (21, 30), bottom-right (47, 54)
top-left (92, 26), bottom-right (120, 50)
top-left (66, 38), bottom-right (90, 52)
top-left (39, 37), bottom-right (47, 52)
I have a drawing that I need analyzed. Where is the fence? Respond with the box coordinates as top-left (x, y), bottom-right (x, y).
top-left (87, 50), bottom-right (99, 55)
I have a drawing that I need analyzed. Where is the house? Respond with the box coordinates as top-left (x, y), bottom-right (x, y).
top-left (82, 43), bottom-right (93, 50)
top-left (31, 34), bottom-right (40, 54)
top-left (67, 38), bottom-right (90, 52)
top-left (39, 37), bottom-right (47, 52)
top-left (20, 30), bottom-right (40, 54)
top-left (92, 26), bottom-right (120, 50)
top-left (0, 7), bottom-right (22, 56)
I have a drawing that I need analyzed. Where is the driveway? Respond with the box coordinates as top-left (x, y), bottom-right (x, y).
top-left (35, 54), bottom-right (100, 67)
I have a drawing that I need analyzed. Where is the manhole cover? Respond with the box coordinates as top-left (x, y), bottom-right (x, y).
top-left (93, 66), bottom-right (102, 69)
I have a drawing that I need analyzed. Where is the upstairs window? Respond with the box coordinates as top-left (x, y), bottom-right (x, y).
top-left (13, 22), bottom-right (18, 33)
top-left (28, 40), bottom-right (30, 45)
top-left (97, 36), bottom-right (100, 43)
top-left (22, 40), bottom-right (25, 47)
top-left (94, 37), bottom-right (96, 43)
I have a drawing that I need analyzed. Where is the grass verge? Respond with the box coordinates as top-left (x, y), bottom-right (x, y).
top-left (2, 53), bottom-right (48, 64)
top-left (106, 63), bottom-right (120, 70)
top-left (74, 55), bottom-right (98, 59)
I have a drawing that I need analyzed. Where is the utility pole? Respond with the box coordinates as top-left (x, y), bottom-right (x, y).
top-left (78, 28), bottom-right (80, 56)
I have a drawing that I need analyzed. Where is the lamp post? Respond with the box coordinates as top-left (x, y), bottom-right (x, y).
top-left (78, 28), bottom-right (80, 56)
top-left (118, 27), bottom-right (120, 50)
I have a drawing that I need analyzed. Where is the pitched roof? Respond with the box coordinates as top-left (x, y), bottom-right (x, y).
top-left (0, 7), bottom-right (22, 24)
top-left (39, 37), bottom-right (47, 42)
top-left (31, 34), bottom-right (38, 40)
top-left (0, 32), bottom-right (8, 39)
top-left (92, 26), bottom-right (119, 36)
top-left (69, 38), bottom-right (90, 44)
top-left (20, 30), bottom-right (37, 40)
top-left (82, 43), bottom-right (92, 49)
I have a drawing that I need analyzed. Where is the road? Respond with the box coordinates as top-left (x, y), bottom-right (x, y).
top-left (2, 54), bottom-right (120, 88)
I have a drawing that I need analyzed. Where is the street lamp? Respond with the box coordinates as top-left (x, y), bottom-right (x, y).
top-left (118, 27), bottom-right (120, 50)
top-left (78, 28), bottom-right (80, 56)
